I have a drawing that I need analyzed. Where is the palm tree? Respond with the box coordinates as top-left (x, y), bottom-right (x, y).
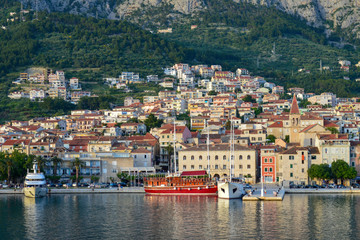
top-left (51, 156), bottom-right (63, 176)
top-left (36, 155), bottom-right (48, 173)
top-left (165, 144), bottom-right (174, 172)
top-left (72, 158), bottom-right (85, 186)
top-left (0, 152), bottom-right (14, 183)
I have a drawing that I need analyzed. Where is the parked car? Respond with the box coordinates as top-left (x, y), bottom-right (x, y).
top-left (63, 183), bottom-right (71, 188)
top-left (243, 184), bottom-right (252, 189)
top-left (80, 183), bottom-right (89, 187)
top-left (47, 183), bottom-right (56, 188)
top-left (56, 183), bottom-right (63, 188)
top-left (351, 183), bottom-right (360, 188)
top-left (119, 182), bottom-right (127, 187)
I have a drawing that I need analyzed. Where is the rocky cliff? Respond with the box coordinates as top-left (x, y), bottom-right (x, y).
top-left (22, 0), bottom-right (360, 36)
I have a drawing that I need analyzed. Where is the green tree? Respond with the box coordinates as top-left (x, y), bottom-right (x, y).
top-left (91, 176), bottom-right (100, 183)
top-left (299, 99), bottom-right (311, 108)
top-left (72, 157), bottom-right (85, 186)
top-left (331, 160), bottom-right (356, 184)
top-left (326, 127), bottom-right (339, 134)
top-left (117, 172), bottom-right (130, 183)
top-left (165, 144), bottom-right (174, 171)
top-left (225, 120), bottom-right (231, 130)
top-left (267, 135), bottom-right (276, 143)
top-left (35, 155), bottom-right (48, 172)
top-left (207, 90), bottom-right (218, 96)
top-left (242, 95), bottom-right (256, 103)
top-left (51, 156), bottom-right (63, 177)
top-left (144, 114), bottom-right (164, 130)
top-left (0, 152), bottom-right (13, 183)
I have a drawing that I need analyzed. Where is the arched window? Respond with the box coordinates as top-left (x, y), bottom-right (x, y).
top-left (215, 155), bottom-right (219, 160)
top-left (247, 155), bottom-right (251, 160)
top-left (223, 155), bottom-right (226, 160)
top-left (183, 156), bottom-right (186, 160)
top-left (239, 155), bottom-right (243, 160)
top-left (199, 155), bottom-right (203, 161)
top-left (191, 155), bottom-right (194, 160)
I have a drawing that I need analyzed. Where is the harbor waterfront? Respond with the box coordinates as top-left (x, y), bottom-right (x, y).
top-left (1, 194), bottom-right (360, 239)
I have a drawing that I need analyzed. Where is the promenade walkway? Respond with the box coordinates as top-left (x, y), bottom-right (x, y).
top-left (0, 187), bottom-right (145, 195)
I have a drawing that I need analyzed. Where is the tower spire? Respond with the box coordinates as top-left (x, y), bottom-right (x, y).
top-left (290, 94), bottom-right (300, 115)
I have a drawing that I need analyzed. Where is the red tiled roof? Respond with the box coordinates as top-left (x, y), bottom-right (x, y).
top-left (268, 121), bottom-right (283, 128)
top-left (299, 124), bottom-right (318, 133)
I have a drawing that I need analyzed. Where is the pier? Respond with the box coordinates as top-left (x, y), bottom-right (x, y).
top-left (243, 187), bottom-right (285, 201)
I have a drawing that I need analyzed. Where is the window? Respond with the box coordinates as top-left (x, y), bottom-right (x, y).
top-left (258, 137), bottom-right (262, 141)
top-left (191, 155), bottom-right (194, 160)
top-left (269, 168), bottom-right (273, 172)
top-left (311, 156), bottom-right (316, 160)
top-left (264, 158), bottom-right (268, 163)
top-left (290, 173), bottom-right (293, 177)
top-left (247, 155), bottom-right (251, 160)
top-left (134, 155), bottom-right (137, 159)
top-left (167, 135), bottom-right (169, 138)
top-left (183, 165), bottom-right (186, 170)
top-left (251, 137), bottom-right (256, 141)
top-left (290, 164), bottom-right (293, 168)
top-left (215, 165), bottom-right (218, 169)
top-left (352, 162), bottom-right (355, 167)
top-left (239, 165), bottom-right (243, 169)
top-left (247, 165), bottom-right (251, 169)
top-left (183, 156), bottom-right (186, 160)
top-left (264, 167), bottom-right (268, 172)
top-left (223, 155), bottom-right (226, 160)
top-left (269, 158), bottom-right (273, 163)
top-left (191, 165), bottom-right (194, 170)
top-left (289, 156), bottom-right (294, 160)
top-left (215, 155), bottom-right (219, 160)
top-left (199, 155), bottom-right (203, 161)
top-left (199, 165), bottom-right (203, 169)
top-left (302, 168), bottom-right (304, 173)
top-left (223, 165), bottom-right (227, 170)
top-left (231, 165), bottom-right (234, 169)
top-left (162, 136), bottom-right (164, 138)
top-left (325, 148), bottom-right (328, 154)
top-left (239, 155), bottom-right (243, 160)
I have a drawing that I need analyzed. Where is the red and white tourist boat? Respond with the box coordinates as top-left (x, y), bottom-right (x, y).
top-left (144, 170), bottom-right (218, 196)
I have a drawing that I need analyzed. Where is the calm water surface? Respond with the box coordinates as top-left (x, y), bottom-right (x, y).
top-left (1, 194), bottom-right (360, 239)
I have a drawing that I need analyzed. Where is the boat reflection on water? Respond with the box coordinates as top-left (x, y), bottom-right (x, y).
top-left (23, 196), bottom-right (46, 239)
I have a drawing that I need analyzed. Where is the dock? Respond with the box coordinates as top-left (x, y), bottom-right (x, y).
top-left (0, 187), bottom-right (145, 195)
top-left (243, 187), bottom-right (285, 201)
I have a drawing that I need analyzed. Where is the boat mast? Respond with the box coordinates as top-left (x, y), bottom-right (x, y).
top-left (206, 119), bottom-right (210, 177)
top-left (229, 117), bottom-right (233, 182)
top-left (173, 119), bottom-right (177, 175)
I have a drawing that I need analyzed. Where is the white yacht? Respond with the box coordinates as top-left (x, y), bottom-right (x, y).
top-left (23, 161), bottom-right (47, 198)
top-left (218, 181), bottom-right (244, 199)
top-left (218, 118), bottom-right (245, 199)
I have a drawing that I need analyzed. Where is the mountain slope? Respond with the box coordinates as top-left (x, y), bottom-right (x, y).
top-left (21, 0), bottom-right (360, 38)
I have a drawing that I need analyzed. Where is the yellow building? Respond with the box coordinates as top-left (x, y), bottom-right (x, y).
top-left (178, 144), bottom-right (257, 183)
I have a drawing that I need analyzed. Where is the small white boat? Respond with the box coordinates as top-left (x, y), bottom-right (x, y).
top-left (218, 117), bottom-right (245, 199)
top-left (218, 181), bottom-right (244, 199)
top-left (23, 161), bottom-right (47, 198)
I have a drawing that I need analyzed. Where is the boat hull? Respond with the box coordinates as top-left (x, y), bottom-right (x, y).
top-left (145, 186), bottom-right (217, 196)
top-left (218, 182), bottom-right (244, 199)
top-left (23, 187), bottom-right (47, 198)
